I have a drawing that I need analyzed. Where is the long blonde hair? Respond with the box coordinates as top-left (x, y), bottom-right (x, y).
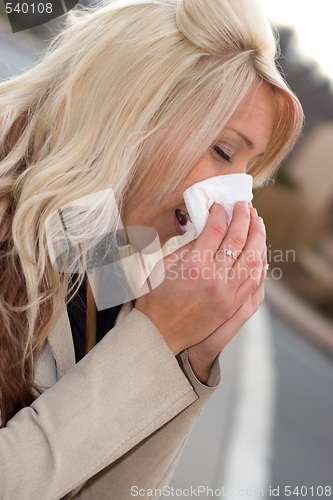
top-left (0, 0), bottom-right (303, 425)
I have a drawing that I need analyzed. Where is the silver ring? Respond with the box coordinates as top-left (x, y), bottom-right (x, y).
top-left (221, 248), bottom-right (237, 260)
top-left (266, 264), bottom-right (270, 270)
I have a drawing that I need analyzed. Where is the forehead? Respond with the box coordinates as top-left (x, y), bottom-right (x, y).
top-left (223, 82), bottom-right (277, 152)
top-left (234, 81), bottom-right (277, 118)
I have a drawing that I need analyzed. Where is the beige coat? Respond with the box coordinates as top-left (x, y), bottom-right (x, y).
top-left (0, 304), bottom-right (221, 500)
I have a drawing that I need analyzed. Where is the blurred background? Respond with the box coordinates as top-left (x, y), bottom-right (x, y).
top-left (0, 1), bottom-right (332, 499)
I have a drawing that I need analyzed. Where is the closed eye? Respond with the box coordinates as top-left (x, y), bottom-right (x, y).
top-left (213, 145), bottom-right (231, 163)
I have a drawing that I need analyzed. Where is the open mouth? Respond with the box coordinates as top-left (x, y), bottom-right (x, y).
top-left (175, 209), bottom-right (191, 235)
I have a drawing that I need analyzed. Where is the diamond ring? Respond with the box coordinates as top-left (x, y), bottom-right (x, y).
top-left (221, 248), bottom-right (237, 260)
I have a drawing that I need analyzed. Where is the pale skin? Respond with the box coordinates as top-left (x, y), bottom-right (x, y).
top-left (128, 82), bottom-right (276, 383)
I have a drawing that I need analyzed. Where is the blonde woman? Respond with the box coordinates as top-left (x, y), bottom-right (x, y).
top-left (0, 0), bottom-right (302, 498)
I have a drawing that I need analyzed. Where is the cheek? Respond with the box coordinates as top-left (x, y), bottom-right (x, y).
top-left (182, 155), bottom-right (217, 190)
top-left (123, 202), bottom-right (152, 227)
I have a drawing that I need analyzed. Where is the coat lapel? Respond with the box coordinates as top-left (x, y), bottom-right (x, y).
top-left (48, 307), bottom-right (76, 379)
top-left (47, 302), bottom-right (133, 381)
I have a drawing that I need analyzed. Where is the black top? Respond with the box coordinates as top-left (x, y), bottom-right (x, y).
top-left (66, 276), bottom-right (123, 362)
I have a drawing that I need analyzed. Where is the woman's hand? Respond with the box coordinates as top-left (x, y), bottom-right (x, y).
top-left (135, 202), bottom-right (266, 359)
top-left (187, 210), bottom-right (267, 382)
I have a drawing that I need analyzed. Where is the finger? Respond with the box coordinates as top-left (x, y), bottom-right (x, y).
top-left (229, 208), bottom-right (266, 282)
top-left (214, 268), bottom-right (266, 351)
top-left (214, 201), bottom-right (251, 268)
top-left (261, 245), bottom-right (268, 281)
top-left (192, 203), bottom-right (228, 256)
top-left (233, 254), bottom-right (264, 308)
top-left (233, 238), bottom-right (267, 309)
top-left (243, 262), bottom-right (266, 314)
top-left (244, 244), bottom-right (267, 301)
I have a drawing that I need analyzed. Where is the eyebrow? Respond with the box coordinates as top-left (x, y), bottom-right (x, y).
top-left (226, 127), bottom-right (255, 149)
top-left (225, 127), bottom-right (266, 157)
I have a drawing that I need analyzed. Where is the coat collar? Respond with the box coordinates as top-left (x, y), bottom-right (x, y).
top-left (47, 302), bottom-right (133, 380)
top-left (47, 307), bottom-right (76, 379)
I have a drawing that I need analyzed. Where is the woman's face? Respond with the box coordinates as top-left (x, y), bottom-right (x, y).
top-left (124, 82), bottom-right (277, 247)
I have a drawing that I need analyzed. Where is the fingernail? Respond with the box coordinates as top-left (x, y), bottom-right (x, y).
top-left (240, 201), bottom-right (249, 212)
top-left (258, 216), bottom-right (264, 225)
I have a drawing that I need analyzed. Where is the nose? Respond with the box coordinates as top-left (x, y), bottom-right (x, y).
top-left (236, 160), bottom-right (248, 174)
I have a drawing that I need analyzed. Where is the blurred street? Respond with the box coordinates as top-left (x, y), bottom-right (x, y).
top-left (1, 12), bottom-right (333, 500)
top-left (163, 304), bottom-right (333, 500)
top-left (0, 20), bottom-right (42, 79)
top-left (270, 310), bottom-right (333, 494)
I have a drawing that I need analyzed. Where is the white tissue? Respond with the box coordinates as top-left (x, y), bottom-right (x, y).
top-left (183, 173), bottom-right (253, 237)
